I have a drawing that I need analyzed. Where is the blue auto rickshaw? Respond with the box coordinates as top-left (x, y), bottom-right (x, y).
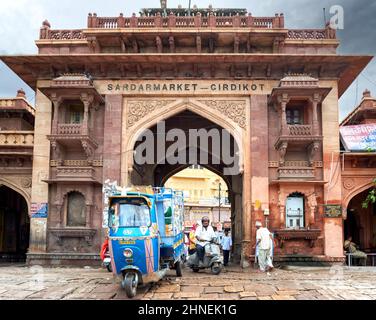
top-left (107, 186), bottom-right (184, 298)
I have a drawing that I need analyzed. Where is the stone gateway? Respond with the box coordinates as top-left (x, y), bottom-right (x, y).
top-left (0, 6), bottom-right (373, 266)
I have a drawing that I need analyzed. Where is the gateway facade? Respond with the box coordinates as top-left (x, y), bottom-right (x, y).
top-left (0, 7), bottom-right (373, 266)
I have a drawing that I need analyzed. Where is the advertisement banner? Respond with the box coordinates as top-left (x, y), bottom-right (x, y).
top-left (340, 124), bottom-right (376, 151)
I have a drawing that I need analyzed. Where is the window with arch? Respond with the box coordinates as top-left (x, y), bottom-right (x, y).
top-left (67, 192), bottom-right (86, 227)
top-left (286, 192), bottom-right (305, 229)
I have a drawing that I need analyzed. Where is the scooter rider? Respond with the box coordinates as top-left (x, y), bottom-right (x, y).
top-left (195, 216), bottom-right (216, 267)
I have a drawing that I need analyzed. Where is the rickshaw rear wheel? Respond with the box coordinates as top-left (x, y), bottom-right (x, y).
top-left (122, 272), bottom-right (138, 298)
top-left (175, 261), bottom-right (182, 277)
top-left (106, 264), bottom-right (112, 272)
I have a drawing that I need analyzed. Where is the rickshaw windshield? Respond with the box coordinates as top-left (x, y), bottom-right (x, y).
top-left (113, 198), bottom-right (151, 228)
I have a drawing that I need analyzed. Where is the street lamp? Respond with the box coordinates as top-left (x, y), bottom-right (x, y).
top-left (160, 0), bottom-right (167, 17)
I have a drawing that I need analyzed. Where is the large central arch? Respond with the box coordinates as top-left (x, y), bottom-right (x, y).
top-left (125, 108), bottom-right (245, 262)
top-left (122, 99), bottom-right (245, 186)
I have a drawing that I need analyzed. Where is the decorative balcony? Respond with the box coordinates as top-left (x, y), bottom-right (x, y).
top-left (48, 123), bottom-right (97, 161)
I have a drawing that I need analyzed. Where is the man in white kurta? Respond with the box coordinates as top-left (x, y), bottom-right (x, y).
top-left (255, 221), bottom-right (272, 272)
top-left (195, 216), bottom-right (216, 266)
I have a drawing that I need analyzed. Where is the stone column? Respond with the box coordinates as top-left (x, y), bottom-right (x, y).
top-left (311, 93), bottom-right (320, 136)
top-left (28, 88), bottom-right (52, 260)
top-left (103, 95), bottom-right (123, 184)
top-left (241, 96), bottom-right (252, 268)
top-left (51, 94), bottom-right (61, 134)
top-left (249, 94), bottom-right (270, 261)
top-left (279, 94), bottom-right (289, 136)
top-left (321, 81), bottom-right (343, 261)
top-left (278, 190), bottom-right (286, 228)
top-left (80, 94), bottom-right (92, 136)
top-left (231, 175), bottom-right (243, 263)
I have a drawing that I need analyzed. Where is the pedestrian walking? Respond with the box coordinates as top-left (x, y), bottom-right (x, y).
top-left (221, 229), bottom-right (232, 266)
top-left (254, 221), bottom-right (273, 273)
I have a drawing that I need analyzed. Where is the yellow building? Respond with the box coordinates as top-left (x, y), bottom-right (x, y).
top-left (165, 165), bottom-right (228, 203)
top-left (165, 166), bottom-right (231, 229)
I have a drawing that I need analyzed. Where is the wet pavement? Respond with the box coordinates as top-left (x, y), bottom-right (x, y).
top-left (0, 263), bottom-right (375, 300)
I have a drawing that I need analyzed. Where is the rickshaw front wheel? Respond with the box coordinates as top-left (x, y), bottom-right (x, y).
top-left (122, 272), bottom-right (138, 298)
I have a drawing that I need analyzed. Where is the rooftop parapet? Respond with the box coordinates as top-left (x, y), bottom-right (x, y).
top-left (39, 12), bottom-right (337, 41)
top-left (86, 11), bottom-right (284, 29)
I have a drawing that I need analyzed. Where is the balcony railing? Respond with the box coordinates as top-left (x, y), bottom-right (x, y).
top-left (0, 131), bottom-right (34, 147)
top-left (85, 13), bottom-right (283, 29)
top-left (288, 125), bottom-right (312, 136)
top-left (50, 159), bottom-right (103, 167)
top-left (57, 124), bottom-right (82, 135)
top-left (55, 166), bottom-right (97, 180)
top-left (39, 13), bottom-right (336, 40)
top-left (277, 167), bottom-right (315, 179)
top-left (287, 28), bottom-right (336, 40)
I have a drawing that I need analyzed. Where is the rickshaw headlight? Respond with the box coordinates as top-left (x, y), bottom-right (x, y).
top-left (123, 248), bottom-right (133, 258)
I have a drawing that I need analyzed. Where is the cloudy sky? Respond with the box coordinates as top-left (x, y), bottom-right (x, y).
top-left (0, 0), bottom-right (375, 121)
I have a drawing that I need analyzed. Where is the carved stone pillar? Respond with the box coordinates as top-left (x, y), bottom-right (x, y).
top-left (55, 184), bottom-right (63, 227)
top-left (155, 36), bottom-right (163, 53)
top-left (82, 101), bottom-right (90, 135)
top-left (311, 93), bottom-right (320, 136)
top-left (51, 94), bottom-right (62, 134)
top-left (278, 94), bottom-right (289, 136)
top-left (278, 190), bottom-right (286, 228)
top-left (81, 94), bottom-right (93, 136)
top-left (308, 192), bottom-right (317, 228)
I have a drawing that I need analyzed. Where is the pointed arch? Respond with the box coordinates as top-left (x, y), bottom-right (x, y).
top-left (123, 98), bottom-right (244, 181)
top-left (343, 181), bottom-right (375, 211)
top-left (0, 178), bottom-right (31, 215)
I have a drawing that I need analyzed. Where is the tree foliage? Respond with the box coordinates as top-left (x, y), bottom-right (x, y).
top-left (362, 178), bottom-right (376, 209)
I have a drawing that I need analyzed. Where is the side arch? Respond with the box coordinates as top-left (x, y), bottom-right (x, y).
top-left (343, 180), bottom-right (375, 212)
top-left (0, 178), bottom-right (31, 215)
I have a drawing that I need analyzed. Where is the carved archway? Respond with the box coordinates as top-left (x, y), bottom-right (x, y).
top-left (122, 98), bottom-right (245, 185)
top-left (343, 180), bottom-right (375, 212)
top-left (0, 178), bottom-right (31, 215)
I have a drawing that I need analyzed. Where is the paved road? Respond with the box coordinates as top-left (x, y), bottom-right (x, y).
top-left (0, 263), bottom-right (375, 300)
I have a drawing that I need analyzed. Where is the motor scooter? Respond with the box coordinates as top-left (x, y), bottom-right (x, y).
top-left (100, 238), bottom-right (112, 272)
top-left (187, 238), bottom-right (223, 275)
